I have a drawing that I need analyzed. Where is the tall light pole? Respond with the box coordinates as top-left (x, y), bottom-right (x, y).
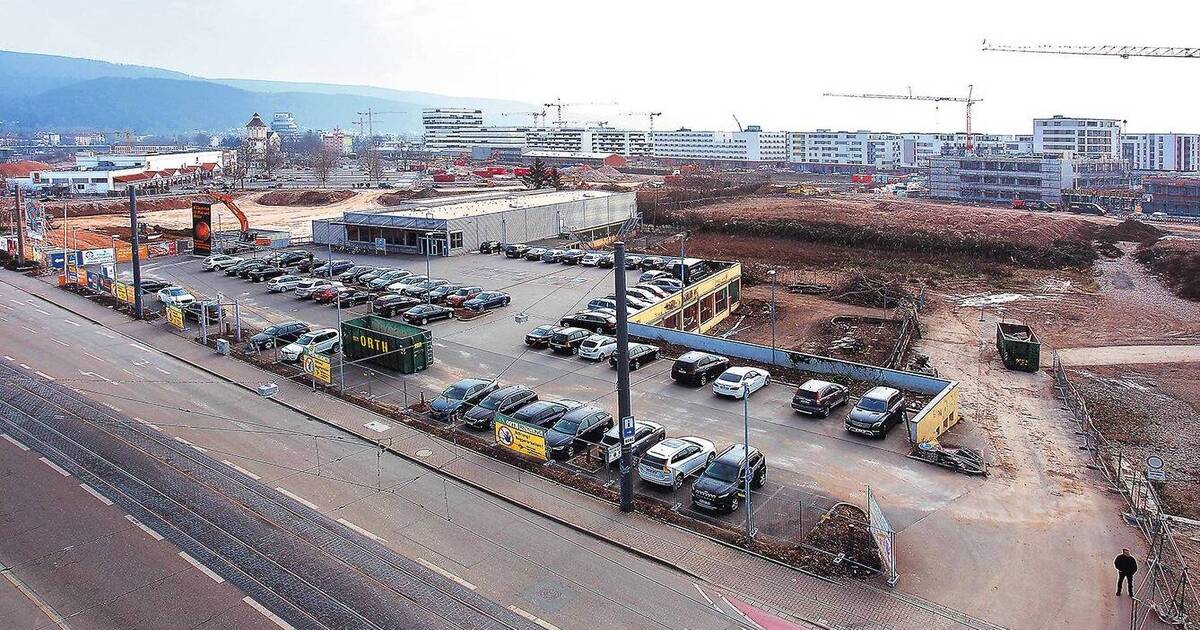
top-left (768, 268), bottom-right (777, 361)
top-left (111, 234), bottom-right (118, 278)
top-left (742, 392), bottom-right (753, 539)
top-left (128, 187), bottom-right (144, 319)
top-left (614, 241), bottom-right (635, 513)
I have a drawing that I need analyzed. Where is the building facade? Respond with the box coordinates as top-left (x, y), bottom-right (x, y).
top-left (1034, 115), bottom-right (1122, 158)
top-left (271, 112), bottom-right (300, 138)
top-left (1122, 133), bottom-right (1200, 172)
top-left (929, 153), bottom-right (1127, 204)
top-left (28, 150), bottom-right (224, 195)
top-left (422, 108), bottom-right (485, 151)
top-left (651, 127), bottom-right (788, 164)
top-left (1143, 176), bottom-right (1200, 217)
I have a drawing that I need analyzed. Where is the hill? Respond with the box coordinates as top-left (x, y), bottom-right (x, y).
top-left (0, 50), bottom-right (194, 102)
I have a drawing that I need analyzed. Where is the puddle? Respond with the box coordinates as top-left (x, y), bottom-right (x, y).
top-left (956, 293), bottom-right (1027, 307)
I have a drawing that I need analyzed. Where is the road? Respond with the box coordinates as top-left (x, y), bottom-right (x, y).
top-left (0, 283), bottom-right (754, 629)
top-left (1056, 344), bottom-right (1200, 366)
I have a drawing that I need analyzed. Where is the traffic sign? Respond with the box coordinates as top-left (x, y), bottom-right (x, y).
top-left (621, 415), bottom-right (635, 445)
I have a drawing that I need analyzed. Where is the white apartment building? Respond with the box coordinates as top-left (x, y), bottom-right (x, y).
top-left (788, 131), bottom-right (903, 168)
top-left (527, 127), bottom-right (649, 156)
top-left (1122, 133), bottom-right (1200, 172)
top-left (652, 127), bottom-right (788, 163)
top-left (1033, 115), bottom-right (1122, 158)
top-left (900, 133), bottom-right (1032, 168)
top-left (422, 108), bottom-right (485, 150)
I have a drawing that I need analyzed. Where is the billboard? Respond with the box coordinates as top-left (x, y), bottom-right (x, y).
top-left (166, 305), bottom-right (185, 330)
top-left (494, 414), bottom-right (548, 462)
top-left (302, 351), bottom-right (332, 385)
top-left (25, 200), bottom-right (46, 241)
top-left (192, 202), bottom-right (213, 256)
top-left (80, 248), bottom-right (115, 266)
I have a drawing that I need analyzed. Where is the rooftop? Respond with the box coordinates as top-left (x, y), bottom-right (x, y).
top-left (374, 189), bottom-right (624, 221)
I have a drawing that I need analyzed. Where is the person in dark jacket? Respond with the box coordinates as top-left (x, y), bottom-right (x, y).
top-left (1115, 548), bottom-right (1138, 596)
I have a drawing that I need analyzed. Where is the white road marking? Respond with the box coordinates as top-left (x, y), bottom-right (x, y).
top-left (153, 366), bottom-right (170, 375)
top-left (129, 343), bottom-right (153, 353)
top-left (173, 436), bottom-right (206, 452)
top-left (719, 594), bottom-right (765, 630)
top-left (693, 583), bottom-right (722, 612)
top-left (83, 351), bottom-right (107, 363)
top-left (21, 326), bottom-right (36, 334)
top-left (336, 518), bottom-right (387, 543)
top-left (416, 558), bottom-right (476, 590)
top-left (50, 338), bottom-right (69, 347)
top-left (222, 460), bottom-right (262, 480)
top-left (1, 433), bottom-right (30, 451)
top-left (243, 596), bottom-right (295, 630)
top-left (34, 308), bottom-right (50, 316)
top-left (275, 487), bottom-right (321, 511)
top-left (124, 514), bottom-right (165, 540)
top-left (134, 417), bottom-right (163, 431)
top-left (121, 368), bottom-right (136, 377)
top-left (79, 483), bottom-right (114, 506)
top-left (0, 303), bottom-right (11, 311)
top-left (507, 605), bottom-right (561, 630)
top-left (102, 402), bottom-right (121, 412)
top-left (79, 370), bottom-right (115, 384)
top-left (94, 329), bottom-right (114, 337)
top-left (61, 319), bottom-right (80, 327)
top-left (3, 355), bottom-right (13, 361)
top-left (34, 371), bottom-right (54, 380)
top-left (8, 299), bottom-right (22, 305)
top-left (39, 457), bottom-right (71, 477)
top-left (178, 551), bottom-right (225, 583)
top-left (19, 363), bottom-right (31, 370)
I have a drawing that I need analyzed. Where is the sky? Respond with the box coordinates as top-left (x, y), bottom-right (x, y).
top-left (10, 0), bottom-right (1200, 135)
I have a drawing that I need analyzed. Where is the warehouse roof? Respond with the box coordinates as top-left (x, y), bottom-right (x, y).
top-left (376, 189), bottom-right (625, 221)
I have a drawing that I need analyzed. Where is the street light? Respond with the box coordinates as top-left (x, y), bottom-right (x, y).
top-left (768, 268), bottom-right (777, 361)
top-left (742, 392), bottom-right (754, 540)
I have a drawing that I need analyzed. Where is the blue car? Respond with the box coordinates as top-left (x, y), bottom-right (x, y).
top-left (463, 290), bottom-right (511, 312)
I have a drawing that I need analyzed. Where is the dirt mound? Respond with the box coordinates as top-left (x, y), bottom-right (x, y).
top-left (42, 194), bottom-right (212, 218)
top-left (256, 189), bottom-right (356, 206)
top-left (1095, 219), bottom-right (1165, 245)
top-left (1136, 238), bottom-right (1200, 301)
top-left (378, 188), bottom-right (443, 206)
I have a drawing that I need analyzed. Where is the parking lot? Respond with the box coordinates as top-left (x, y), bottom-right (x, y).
top-left (139, 246), bottom-right (985, 539)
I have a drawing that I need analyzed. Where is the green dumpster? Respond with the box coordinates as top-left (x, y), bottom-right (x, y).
top-left (995, 322), bottom-right (1041, 372)
top-left (341, 315), bottom-right (433, 373)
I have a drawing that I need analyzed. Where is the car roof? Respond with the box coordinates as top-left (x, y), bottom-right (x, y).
top-left (722, 366), bottom-right (755, 377)
top-left (452, 377), bottom-right (492, 388)
top-left (556, 327), bottom-right (587, 335)
top-left (309, 328), bottom-right (337, 335)
top-left (799, 379), bottom-right (836, 391)
top-left (716, 443), bottom-right (758, 463)
top-left (864, 386), bottom-right (901, 399)
top-left (561, 405), bottom-right (606, 421)
top-left (678, 351), bottom-right (718, 362)
top-left (648, 438), bottom-right (689, 456)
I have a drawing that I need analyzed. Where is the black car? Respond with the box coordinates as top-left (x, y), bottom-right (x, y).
top-left (337, 265), bottom-right (376, 282)
top-left (402, 303), bottom-right (454, 325)
top-left (608, 342), bottom-right (660, 370)
top-left (548, 327), bottom-right (591, 355)
top-left (430, 378), bottom-right (498, 421)
top-left (427, 283), bottom-right (464, 304)
top-left (524, 324), bottom-right (563, 347)
top-left (791, 379), bottom-right (850, 418)
top-left (333, 290), bottom-right (372, 307)
top-left (248, 321), bottom-right (310, 350)
top-left (671, 351), bottom-right (731, 386)
top-left (226, 260), bottom-right (259, 276)
top-left (596, 253), bottom-right (615, 269)
top-left (639, 256), bottom-right (665, 270)
top-left (559, 311), bottom-right (616, 335)
top-left (183, 300), bottom-right (223, 324)
top-left (544, 406), bottom-right (613, 459)
top-left (599, 420), bottom-right (666, 466)
top-left (295, 255), bottom-right (319, 272)
top-left (478, 240), bottom-right (503, 254)
top-left (504, 243), bottom-right (530, 258)
top-left (249, 266), bottom-right (287, 282)
top-left (238, 261), bottom-right (270, 279)
top-left (275, 251), bottom-right (309, 267)
top-left (691, 444), bottom-right (767, 513)
top-left (845, 387), bottom-right (907, 437)
top-left (373, 293), bottom-right (423, 317)
top-left (312, 259), bottom-right (354, 277)
top-left (559, 250), bottom-right (586, 265)
top-left (463, 385), bottom-right (538, 430)
top-left (138, 278), bottom-right (171, 294)
top-left (509, 399), bottom-right (582, 429)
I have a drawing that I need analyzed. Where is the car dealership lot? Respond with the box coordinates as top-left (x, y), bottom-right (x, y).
top-left (140, 248), bottom-right (984, 534)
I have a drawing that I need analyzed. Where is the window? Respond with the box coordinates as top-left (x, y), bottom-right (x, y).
top-left (450, 231), bottom-right (464, 249)
top-left (715, 286), bottom-right (728, 314)
top-left (700, 292), bottom-right (715, 323)
top-left (728, 279), bottom-right (740, 307)
top-left (683, 303), bottom-right (699, 331)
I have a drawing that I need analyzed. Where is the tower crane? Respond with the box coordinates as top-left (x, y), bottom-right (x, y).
top-left (543, 98), bottom-right (618, 125)
top-left (501, 111), bottom-right (548, 126)
top-left (982, 40), bottom-right (1200, 59)
top-left (355, 109), bottom-right (407, 140)
top-left (621, 111), bottom-right (662, 133)
top-left (824, 86), bottom-right (982, 152)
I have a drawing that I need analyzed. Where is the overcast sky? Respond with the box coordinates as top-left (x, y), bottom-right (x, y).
top-left (11, 0), bottom-right (1200, 134)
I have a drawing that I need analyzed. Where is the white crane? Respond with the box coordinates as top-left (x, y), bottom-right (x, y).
top-left (982, 40), bottom-right (1200, 59)
top-left (543, 98), bottom-right (618, 125)
top-left (823, 86), bottom-right (982, 152)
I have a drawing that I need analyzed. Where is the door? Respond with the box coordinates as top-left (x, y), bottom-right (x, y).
top-left (419, 233), bottom-right (447, 257)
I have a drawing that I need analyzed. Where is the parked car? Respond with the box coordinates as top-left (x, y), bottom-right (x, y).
top-left (226, 259), bottom-right (259, 276)
top-left (248, 321), bottom-right (310, 351)
top-left (580, 252), bottom-right (603, 267)
top-left (587, 298), bottom-right (618, 312)
top-left (599, 420), bottom-right (666, 465)
top-left (639, 270), bottom-right (670, 283)
top-left (267, 275), bottom-right (305, 293)
top-left (639, 256), bottom-right (665, 271)
top-left (560, 249), bottom-right (586, 265)
top-left (202, 254), bottom-right (237, 271)
top-left (401, 278), bottom-right (450, 298)
top-left (156, 286), bottom-right (195, 307)
top-left (463, 385), bottom-right (538, 430)
top-left (649, 277), bottom-right (684, 293)
top-left (427, 283), bottom-right (464, 304)
top-left (626, 287), bottom-right (661, 304)
top-left (524, 247), bottom-right (547, 261)
top-left (463, 290), bottom-right (511, 311)
top-left (712, 367), bottom-right (771, 399)
top-left (608, 343), bottom-right (660, 370)
top-left (545, 406), bottom-right (613, 459)
top-left (504, 243), bottom-right (530, 258)
top-left (445, 286), bottom-right (483, 308)
top-left (279, 328), bottom-right (340, 362)
top-left (622, 255), bottom-right (643, 270)
top-left (275, 251), bottom-right (309, 268)
top-left (509, 399), bottom-right (583, 429)
top-left (295, 256), bottom-right (320, 273)
top-left (249, 266), bottom-right (287, 282)
top-left (402, 303), bottom-right (454, 325)
top-left (478, 240), bottom-right (502, 254)
top-left (360, 268), bottom-right (400, 287)
top-left (791, 379), bottom-right (850, 418)
top-left (387, 275), bottom-right (428, 292)
top-left (333, 290), bottom-right (372, 307)
top-left (183, 300), bottom-right (223, 324)
top-left (578, 335), bottom-right (617, 361)
top-left (596, 253), bottom-right (615, 269)
top-left (295, 279), bottom-right (340, 299)
top-left (236, 261), bottom-right (269, 278)
top-left (312, 259), bottom-right (354, 277)
top-left (524, 324), bottom-right (563, 347)
top-left (430, 378), bottom-right (498, 421)
top-left (137, 279), bottom-right (171, 294)
top-left (312, 285), bottom-right (344, 303)
top-left (637, 437), bottom-right (716, 488)
top-left (337, 265), bottom-right (376, 282)
top-left (548, 327), bottom-right (591, 355)
top-left (671, 351), bottom-right (730, 387)
top-left (845, 386), bottom-right (907, 437)
top-left (541, 249), bottom-right (566, 263)
top-left (634, 284), bottom-right (671, 299)
top-left (373, 293), bottom-right (422, 317)
top-left (560, 310), bottom-right (616, 334)
top-left (691, 444), bottom-right (767, 513)
top-left (370, 270), bottom-right (413, 290)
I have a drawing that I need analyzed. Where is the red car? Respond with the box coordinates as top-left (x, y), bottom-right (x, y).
top-left (313, 284), bottom-right (345, 303)
top-left (444, 286), bottom-right (483, 308)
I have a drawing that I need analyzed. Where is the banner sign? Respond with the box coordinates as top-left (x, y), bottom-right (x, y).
top-left (192, 202), bottom-right (213, 256)
top-left (80, 248), bottom-right (115, 265)
top-left (302, 351), bottom-right (332, 385)
top-left (25, 200), bottom-right (46, 241)
top-left (494, 413), bottom-right (548, 462)
top-left (148, 242), bottom-right (171, 258)
top-left (166, 305), bottom-right (185, 330)
top-left (112, 282), bottom-right (136, 304)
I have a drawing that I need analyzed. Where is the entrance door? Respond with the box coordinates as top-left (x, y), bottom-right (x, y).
top-left (419, 233), bottom-right (447, 256)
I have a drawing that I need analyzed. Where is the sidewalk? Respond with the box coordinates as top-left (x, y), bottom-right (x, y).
top-left (4, 271), bottom-right (1004, 630)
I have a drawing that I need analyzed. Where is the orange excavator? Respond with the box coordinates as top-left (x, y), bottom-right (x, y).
top-left (204, 189), bottom-right (253, 240)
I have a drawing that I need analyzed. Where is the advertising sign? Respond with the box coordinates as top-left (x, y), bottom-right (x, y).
top-left (25, 200), bottom-right (46, 241)
top-left (302, 351), bottom-right (332, 385)
top-left (147, 242), bottom-right (171, 258)
top-left (112, 282), bottom-right (135, 304)
top-left (80, 248), bottom-right (115, 266)
top-left (166, 305), bottom-right (185, 330)
top-left (191, 202), bottom-right (213, 256)
top-left (494, 413), bottom-right (548, 462)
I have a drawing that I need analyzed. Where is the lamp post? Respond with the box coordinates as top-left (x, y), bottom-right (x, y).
top-left (111, 234), bottom-right (118, 278)
top-left (742, 392), bottom-right (753, 540)
top-left (768, 268), bottom-right (777, 361)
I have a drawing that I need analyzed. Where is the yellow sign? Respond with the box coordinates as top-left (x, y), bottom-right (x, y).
top-left (303, 351), bottom-right (332, 385)
top-left (494, 414), bottom-right (547, 462)
top-left (166, 305), bottom-right (185, 330)
top-left (111, 282), bottom-right (136, 304)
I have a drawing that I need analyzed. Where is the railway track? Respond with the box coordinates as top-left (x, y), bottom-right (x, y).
top-left (0, 362), bottom-right (538, 630)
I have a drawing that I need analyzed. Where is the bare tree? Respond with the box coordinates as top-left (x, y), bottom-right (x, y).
top-left (312, 146), bottom-right (337, 188)
top-left (361, 147), bottom-right (385, 185)
top-left (263, 140), bottom-right (285, 178)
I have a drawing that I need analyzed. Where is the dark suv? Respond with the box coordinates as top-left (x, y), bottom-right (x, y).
top-left (509, 399), bottom-right (582, 429)
top-left (548, 327), bottom-right (591, 355)
top-left (845, 386), bottom-right (907, 437)
top-left (463, 385), bottom-right (538, 430)
top-left (504, 243), bottom-right (530, 258)
top-left (671, 351), bottom-right (730, 386)
top-left (560, 311), bottom-right (616, 335)
top-left (247, 321), bottom-right (310, 350)
top-left (791, 379), bottom-right (850, 418)
top-left (544, 405), bottom-right (613, 459)
top-left (430, 378), bottom-right (497, 421)
top-left (690, 444), bottom-right (767, 513)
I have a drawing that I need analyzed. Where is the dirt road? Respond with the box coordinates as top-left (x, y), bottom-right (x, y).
top-left (1057, 344), bottom-right (1200, 366)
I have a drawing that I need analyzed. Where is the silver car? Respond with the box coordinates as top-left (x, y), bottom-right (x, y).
top-left (637, 436), bottom-right (716, 488)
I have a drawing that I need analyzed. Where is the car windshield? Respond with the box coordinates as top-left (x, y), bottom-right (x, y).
top-left (294, 333), bottom-right (315, 345)
top-left (704, 460), bottom-right (741, 483)
top-left (858, 397), bottom-right (889, 412)
top-left (642, 453), bottom-right (668, 468)
top-left (479, 395), bottom-right (504, 410)
top-left (166, 287), bottom-right (186, 295)
top-left (443, 384), bottom-right (472, 400)
top-left (795, 388), bottom-right (818, 401)
top-left (717, 372), bottom-right (742, 383)
top-left (551, 417), bottom-right (580, 433)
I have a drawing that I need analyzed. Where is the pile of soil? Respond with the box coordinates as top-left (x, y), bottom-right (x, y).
top-left (779, 503), bottom-right (882, 578)
top-left (256, 189), bottom-right (355, 206)
top-left (1095, 219), bottom-right (1165, 245)
top-left (42, 194), bottom-right (212, 218)
top-left (1135, 238), bottom-right (1200, 301)
top-left (378, 188), bottom-right (444, 206)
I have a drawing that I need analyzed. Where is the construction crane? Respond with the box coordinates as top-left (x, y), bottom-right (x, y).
top-left (501, 111), bottom-right (548, 126)
top-left (824, 86), bottom-right (983, 152)
top-left (356, 109), bottom-right (407, 139)
top-left (203, 189), bottom-right (251, 239)
top-left (982, 40), bottom-right (1200, 59)
top-left (731, 114), bottom-right (743, 133)
top-left (621, 111), bottom-right (662, 133)
top-left (543, 98), bottom-right (618, 125)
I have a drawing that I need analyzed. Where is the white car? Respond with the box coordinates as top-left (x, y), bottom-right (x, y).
top-left (205, 255), bottom-right (242, 271)
top-left (279, 328), bottom-right (340, 362)
top-left (626, 287), bottom-right (661, 305)
top-left (201, 254), bottom-right (233, 270)
top-left (578, 335), bottom-right (617, 361)
top-left (580, 253), bottom-right (602, 267)
top-left (156, 286), bottom-right (195, 306)
top-left (637, 436), bottom-right (716, 488)
top-left (294, 279), bottom-right (339, 299)
top-left (712, 366), bottom-right (771, 399)
top-left (267, 275), bottom-right (304, 292)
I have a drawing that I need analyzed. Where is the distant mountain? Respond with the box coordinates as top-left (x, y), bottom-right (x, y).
top-left (0, 49), bottom-right (538, 134)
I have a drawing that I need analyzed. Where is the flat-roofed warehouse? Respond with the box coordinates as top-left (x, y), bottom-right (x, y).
top-left (313, 189), bottom-right (637, 255)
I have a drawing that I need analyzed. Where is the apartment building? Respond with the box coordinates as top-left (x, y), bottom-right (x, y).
top-left (651, 127), bottom-right (787, 164)
top-left (527, 127), bottom-right (649, 156)
top-left (1033, 115), bottom-right (1122, 158)
top-left (422, 108), bottom-right (485, 150)
top-left (1122, 133), bottom-right (1200, 172)
top-left (1143, 176), bottom-right (1200, 217)
top-left (900, 133), bottom-right (1032, 168)
top-left (929, 153), bottom-right (1127, 205)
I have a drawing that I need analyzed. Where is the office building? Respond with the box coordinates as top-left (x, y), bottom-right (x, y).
top-left (1034, 116), bottom-right (1122, 158)
top-left (1122, 133), bottom-right (1200, 172)
top-left (651, 127), bottom-right (788, 164)
top-left (929, 153), bottom-right (1126, 205)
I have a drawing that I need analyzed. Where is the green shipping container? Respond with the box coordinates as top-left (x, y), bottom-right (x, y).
top-left (341, 315), bottom-right (433, 374)
top-left (995, 322), bottom-right (1041, 372)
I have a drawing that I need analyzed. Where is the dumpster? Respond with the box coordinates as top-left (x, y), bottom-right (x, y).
top-left (341, 315), bottom-right (433, 373)
top-left (995, 322), bottom-right (1041, 372)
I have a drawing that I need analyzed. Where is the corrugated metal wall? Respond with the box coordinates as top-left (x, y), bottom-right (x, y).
top-left (446, 192), bottom-right (635, 252)
top-left (311, 220), bottom-right (346, 246)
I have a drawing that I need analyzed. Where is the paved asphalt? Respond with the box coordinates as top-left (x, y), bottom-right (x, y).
top-left (0, 284), bottom-right (750, 629)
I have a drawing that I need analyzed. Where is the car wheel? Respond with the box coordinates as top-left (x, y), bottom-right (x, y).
top-left (571, 346), bottom-right (579, 355)
top-left (672, 474), bottom-right (683, 490)
top-left (729, 495), bottom-right (739, 512)
top-left (754, 467), bottom-right (767, 488)
top-left (421, 318), bottom-right (428, 325)
top-left (699, 373), bottom-right (708, 386)
top-left (566, 444), bottom-right (576, 459)
top-left (706, 453), bottom-right (715, 465)
top-left (332, 343), bottom-right (340, 353)
top-left (630, 360), bottom-right (639, 370)
top-left (596, 326), bottom-right (605, 334)
top-left (819, 408), bottom-right (829, 419)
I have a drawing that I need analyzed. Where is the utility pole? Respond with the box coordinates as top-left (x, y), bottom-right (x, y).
top-left (742, 394), bottom-right (753, 539)
top-left (129, 187), bottom-right (144, 319)
top-left (614, 241), bottom-right (635, 513)
top-left (13, 188), bottom-right (26, 266)
top-left (769, 269), bottom-right (777, 360)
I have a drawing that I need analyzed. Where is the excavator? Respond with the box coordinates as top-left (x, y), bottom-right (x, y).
top-left (203, 189), bottom-right (255, 241)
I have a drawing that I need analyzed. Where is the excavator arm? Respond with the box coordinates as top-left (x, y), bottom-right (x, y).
top-left (203, 189), bottom-right (250, 235)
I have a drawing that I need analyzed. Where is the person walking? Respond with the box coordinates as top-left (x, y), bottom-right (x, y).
top-left (1115, 548), bottom-right (1138, 596)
